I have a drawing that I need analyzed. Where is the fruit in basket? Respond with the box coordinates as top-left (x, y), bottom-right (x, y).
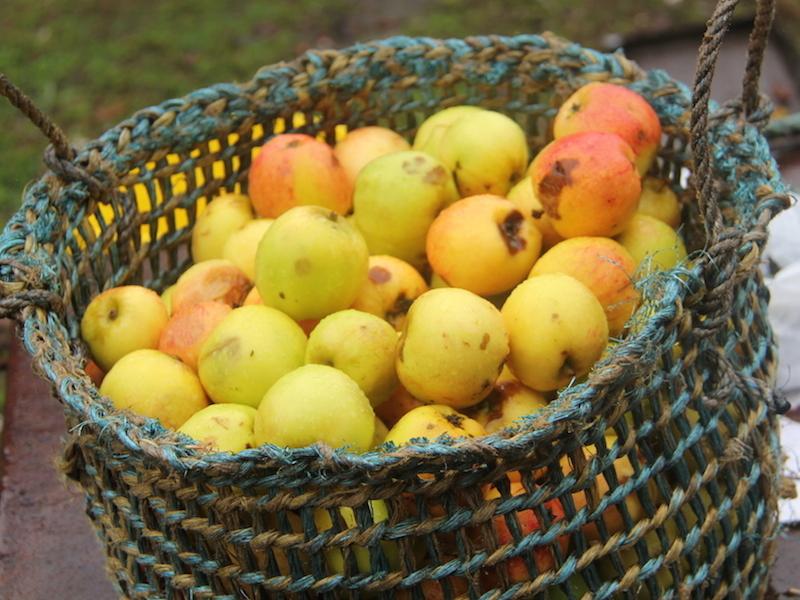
top-left (353, 151), bottom-right (458, 267)
top-left (482, 481), bottom-right (568, 578)
top-left (158, 301), bottom-right (232, 370)
top-left (243, 286), bottom-right (262, 305)
top-left (334, 126), bottom-right (411, 183)
top-left (254, 364), bottom-right (375, 452)
top-left (191, 193), bottom-right (254, 262)
top-left (617, 213), bottom-right (688, 273)
top-left (506, 176), bottom-right (563, 250)
top-left (255, 205), bottom-right (369, 321)
top-left (529, 237), bottom-right (639, 336)
top-left (384, 404), bottom-right (486, 446)
top-left (222, 218), bottom-right (274, 281)
top-left (396, 288), bottom-right (509, 408)
top-left (413, 105), bottom-right (484, 156)
top-left (100, 349), bottom-right (208, 429)
top-left (427, 194), bottom-right (542, 296)
top-left (177, 403), bottom-right (257, 452)
top-left (198, 305), bottom-right (307, 407)
top-left (553, 82), bottom-right (662, 175)
top-left (430, 110), bottom-right (529, 197)
top-left (314, 500), bottom-right (399, 573)
top-left (351, 255), bottom-right (429, 331)
top-left (528, 132), bottom-right (641, 238)
top-left (374, 385), bottom-right (425, 428)
top-left (502, 274), bottom-right (608, 391)
top-left (637, 177), bottom-right (682, 228)
top-left (81, 285), bottom-right (170, 371)
top-left (171, 259), bottom-right (251, 312)
top-left (248, 133), bottom-right (353, 218)
top-left (161, 284), bottom-right (176, 316)
top-left (469, 367), bottom-right (549, 433)
top-left (305, 309), bottom-right (399, 407)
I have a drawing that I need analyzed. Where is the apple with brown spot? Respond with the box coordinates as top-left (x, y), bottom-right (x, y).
top-left (528, 132), bottom-right (641, 239)
top-left (171, 259), bottom-right (251, 313)
top-left (351, 255), bottom-right (428, 331)
top-left (248, 133), bottom-right (352, 218)
top-left (553, 82), bottom-right (662, 175)
top-left (506, 176), bottom-right (564, 250)
top-left (427, 194), bottom-right (542, 296)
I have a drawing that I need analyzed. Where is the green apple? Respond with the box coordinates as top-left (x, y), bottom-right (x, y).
top-left (254, 364), bottom-right (375, 452)
top-left (396, 288), bottom-right (509, 408)
top-left (81, 285), bottom-right (169, 371)
top-left (305, 309), bottom-right (398, 406)
top-left (353, 151), bottom-right (458, 268)
top-left (616, 213), bottom-right (687, 273)
top-left (100, 349), bottom-right (207, 429)
top-left (198, 305), bottom-right (307, 407)
top-left (255, 206), bottom-right (369, 321)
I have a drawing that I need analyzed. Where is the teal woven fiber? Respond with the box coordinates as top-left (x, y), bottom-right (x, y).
top-left (0, 33), bottom-right (791, 599)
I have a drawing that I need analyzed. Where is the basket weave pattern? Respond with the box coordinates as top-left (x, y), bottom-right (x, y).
top-left (0, 32), bottom-right (792, 599)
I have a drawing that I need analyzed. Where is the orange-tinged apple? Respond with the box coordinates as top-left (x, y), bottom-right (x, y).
top-left (80, 285), bottom-right (169, 371)
top-left (334, 126), bottom-right (410, 184)
top-left (248, 133), bottom-right (352, 218)
top-left (351, 255), bottom-right (429, 331)
top-left (529, 237), bottom-right (639, 336)
top-left (427, 194), bottom-right (542, 296)
top-left (100, 349), bottom-right (208, 429)
top-left (528, 132), bottom-right (641, 238)
top-left (637, 177), bottom-right (682, 229)
top-left (553, 82), bottom-right (662, 175)
top-left (158, 301), bottom-right (232, 370)
top-left (506, 176), bottom-right (564, 250)
top-left (483, 482), bottom-right (568, 579)
top-left (502, 274), bottom-right (608, 391)
top-left (616, 213), bottom-right (687, 273)
top-left (191, 193), bottom-right (253, 262)
top-left (222, 218), bottom-right (273, 281)
top-left (171, 259), bottom-right (251, 313)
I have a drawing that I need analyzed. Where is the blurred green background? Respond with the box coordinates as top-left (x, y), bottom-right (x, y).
top-left (1, 0), bottom-right (798, 229)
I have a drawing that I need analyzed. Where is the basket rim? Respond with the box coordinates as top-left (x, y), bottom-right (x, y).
top-left (7, 32), bottom-right (790, 479)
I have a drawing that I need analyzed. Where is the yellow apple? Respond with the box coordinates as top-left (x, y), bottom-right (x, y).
top-left (616, 213), bottom-right (688, 273)
top-left (255, 206), bottom-right (369, 321)
top-left (637, 177), bottom-right (682, 228)
top-left (198, 305), bottom-right (307, 407)
top-left (506, 176), bottom-right (564, 250)
top-left (384, 404), bottom-right (486, 446)
top-left (305, 309), bottom-right (398, 407)
top-left (171, 259), bottom-right (251, 313)
top-left (161, 284), bottom-right (176, 316)
top-left (177, 403), bottom-right (257, 452)
top-left (413, 105), bottom-right (484, 157)
top-left (222, 218), bottom-right (274, 281)
top-left (396, 288), bottom-right (509, 408)
top-left (254, 364), bottom-right (375, 452)
top-left (81, 285), bottom-right (169, 371)
top-left (501, 274), bottom-right (608, 391)
top-left (100, 349), bottom-right (208, 428)
top-left (191, 193), bottom-right (254, 262)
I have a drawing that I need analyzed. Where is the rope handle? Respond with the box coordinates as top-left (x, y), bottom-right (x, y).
top-left (690, 0), bottom-right (777, 245)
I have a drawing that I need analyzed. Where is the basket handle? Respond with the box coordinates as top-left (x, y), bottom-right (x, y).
top-left (690, 0), bottom-right (776, 244)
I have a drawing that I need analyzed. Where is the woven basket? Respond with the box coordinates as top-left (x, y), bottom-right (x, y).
top-left (0, 0), bottom-right (794, 597)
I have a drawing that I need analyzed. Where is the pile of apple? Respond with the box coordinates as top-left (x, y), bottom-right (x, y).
top-left (81, 82), bottom-right (686, 456)
top-left (78, 82), bottom-right (691, 586)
